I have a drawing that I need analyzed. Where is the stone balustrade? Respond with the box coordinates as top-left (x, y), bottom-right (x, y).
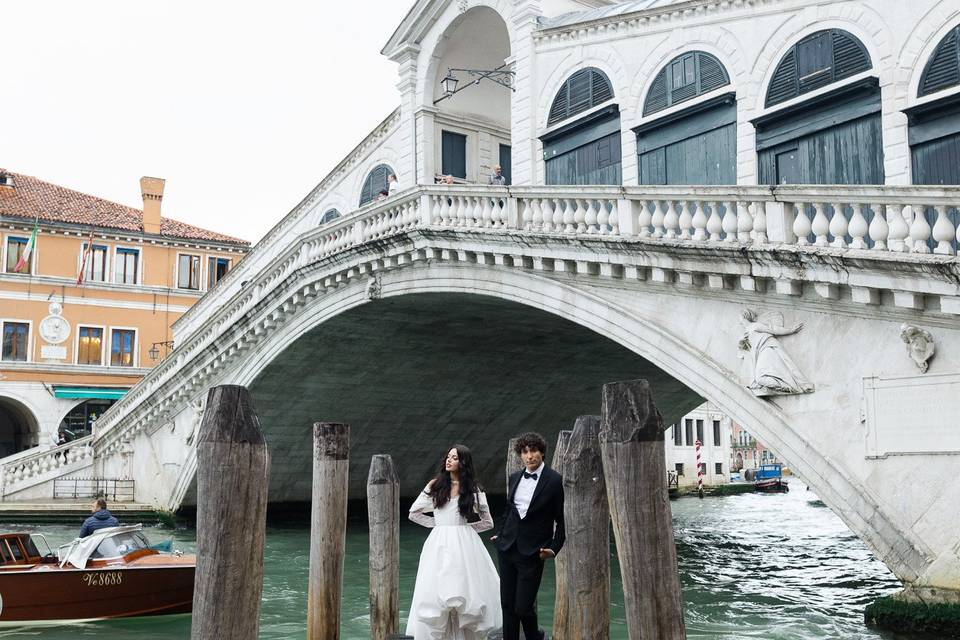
top-left (88, 182), bottom-right (960, 457)
top-left (1, 435), bottom-right (95, 497)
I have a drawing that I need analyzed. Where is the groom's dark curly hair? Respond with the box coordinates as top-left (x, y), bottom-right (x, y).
top-left (514, 432), bottom-right (548, 457)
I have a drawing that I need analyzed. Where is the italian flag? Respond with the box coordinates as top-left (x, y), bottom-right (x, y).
top-left (13, 222), bottom-right (38, 273)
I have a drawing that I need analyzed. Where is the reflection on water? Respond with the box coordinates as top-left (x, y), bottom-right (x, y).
top-left (0, 489), bottom-right (922, 639)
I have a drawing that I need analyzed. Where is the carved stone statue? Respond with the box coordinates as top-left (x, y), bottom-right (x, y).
top-left (39, 302), bottom-right (70, 345)
top-left (900, 324), bottom-right (935, 373)
top-left (739, 309), bottom-right (814, 396)
top-left (185, 395), bottom-right (206, 446)
top-left (366, 272), bottom-right (382, 300)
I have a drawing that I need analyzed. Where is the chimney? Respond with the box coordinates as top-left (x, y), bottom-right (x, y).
top-left (140, 176), bottom-right (165, 235)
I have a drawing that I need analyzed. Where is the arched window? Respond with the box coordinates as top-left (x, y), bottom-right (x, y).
top-left (919, 25), bottom-right (960, 97)
top-left (319, 209), bottom-right (341, 225)
top-left (359, 164), bottom-right (395, 207)
top-left (765, 29), bottom-right (872, 108)
top-left (547, 68), bottom-right (614, 126)
top-left (643, 52), bottom-right (730, 116)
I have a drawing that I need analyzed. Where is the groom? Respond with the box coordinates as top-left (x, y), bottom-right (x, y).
top-left (494, 432), bottom-right (565, 640)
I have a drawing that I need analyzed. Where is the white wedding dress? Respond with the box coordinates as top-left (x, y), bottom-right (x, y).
top-left (406, 488), bottom-right (502, 640)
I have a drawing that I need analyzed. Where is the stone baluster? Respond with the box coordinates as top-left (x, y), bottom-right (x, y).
top-left (706, 200), bottom-right (723, 241)
top-left (736, 200), bottom-right (754, 243)
top-left (848, 203), bottom-right (869, 249)
top-left (792, 201), bottom-right (811, 245)
top-left (448, 196), bottom-right (460, 227)
top-left (678, 201), bottom-right (694, 240)
top-left (636, 200), bottom-right (653, 238)
top-left (437, 195), bottom-right (450, 226)
top-left (651, 201), bottom-right (666, 238)
top-left (829, 202), bottom-right (848, 248)
top-left (932, 205), bottom-right (956, 255)
top-left (662, 201), bottom-right (679, 239)
top-left (595, 200), bottom-right (609, 235)
top-left (553, 198), bottom-right (565, 231)
top-left (561, 199), bottom-right (575, 233)
top-left (520, 198), bottom-right (533, 230)
top-left (722, 200), bottom-right (740, 242)
top-left (691, 201), bottom-right (708, 241)
top-left (886, 203), bottom-right (909, 252)
top-left (909, 204), bottom-right (932, 253)
top-left (539, 199), bottom-right (552, 232)
top-left (606, 200), bottom-right (618, 235)
top-left (481, 196), bottom-right (493, 228)
top-left (577, 198), bottom-right (603, 233)
top-left (811, 202), bottom-right (830, 246)
top-left (868, 203), bottom-right (888, 251)
top-left (472, 196), bottom-right (484, 227)
top-left (572, 199), bottom-right (586, 233)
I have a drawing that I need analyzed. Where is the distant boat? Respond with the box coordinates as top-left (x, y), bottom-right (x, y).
top-left (754, 463), bottom-right (789, 493)
top-left (0, 524), bottom-right (194, 624)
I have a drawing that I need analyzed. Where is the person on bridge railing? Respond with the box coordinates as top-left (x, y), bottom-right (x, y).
top-left (78, 498), bottom-right (120, 538)
top-left (406, 444), bottom-right (501, 639)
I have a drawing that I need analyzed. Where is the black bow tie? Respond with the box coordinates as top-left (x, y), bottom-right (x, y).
top-left (523, 471), bottom-right (538, 480)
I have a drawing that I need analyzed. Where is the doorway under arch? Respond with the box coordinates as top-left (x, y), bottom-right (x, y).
top-left (0, 397), bottom-right (40, 457)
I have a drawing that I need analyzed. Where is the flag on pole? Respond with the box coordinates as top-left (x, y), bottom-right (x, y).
top-left (12, 220), bottom-right (38, 273)
top-left (76, 228), bottom-right (95, 285)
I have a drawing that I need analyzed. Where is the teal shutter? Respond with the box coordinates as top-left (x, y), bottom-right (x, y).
top-left (919, 27), bottom-right (960, 97)
top-left (547, 68), bottom-right (614, 125)
top-left (766, 30), bottom-right (872, 108)
top-left (642, 52), bottom-right (730, 116)
top-left (359, 164), bottom-right (394, 206)
top-left (441, 131), bottom-right (467, 178)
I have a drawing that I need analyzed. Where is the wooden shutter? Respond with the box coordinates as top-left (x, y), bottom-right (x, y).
top-left (698, 53), bottom-right (728, 93)
top-left (766, 49), bottom-right (799, 107)
top-left (832, 30), bottom-right (871, 81)
top-left (643, 71), bottom-right (669, 116)
top-left (547, 67), bottom-right (614, 125)
top-left (919, 27), bottom-right (960, 97)
top-left (359, 164), bottom-right (393, 206)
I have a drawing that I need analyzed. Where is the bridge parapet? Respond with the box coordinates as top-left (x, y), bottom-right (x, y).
top-left (1, 435), bottom-right (94, 500)
top-left (89, 183), bottom-right (960, 466)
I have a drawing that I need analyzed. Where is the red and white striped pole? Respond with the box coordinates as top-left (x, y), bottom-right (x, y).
top-left (695, 439), bottom-right (704, 498)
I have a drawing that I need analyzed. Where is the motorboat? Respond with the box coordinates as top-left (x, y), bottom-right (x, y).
top-left (754, 463), bottom-right (790, 493)
top-left (0, 524), bottom-right (194, 623)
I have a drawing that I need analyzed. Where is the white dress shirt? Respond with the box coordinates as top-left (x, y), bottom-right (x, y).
top-left (513, 462), bottom-right (544, 519)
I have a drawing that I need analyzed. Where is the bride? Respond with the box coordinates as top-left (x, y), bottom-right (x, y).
top-left (406, 444), bottom-right (502, 639)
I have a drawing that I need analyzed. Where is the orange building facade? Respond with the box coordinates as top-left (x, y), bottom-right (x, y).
top-left (0, 170), bottom-right (249, 458)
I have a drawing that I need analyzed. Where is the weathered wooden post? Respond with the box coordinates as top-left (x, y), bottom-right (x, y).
top-left (551, 429), bottom-right (573, 638)
top-left (560, 415), bottom-right (610, 639)
top-left (307, 422), bottom-right (350, 640)
top-left (600, 380), bottom-right (685, 639)
top-left (191, 385), bottom-right (270, 640)
top-left (506, 436), bottom-right (523, 491)
top-left (367, 454), bottom-right (400, 640)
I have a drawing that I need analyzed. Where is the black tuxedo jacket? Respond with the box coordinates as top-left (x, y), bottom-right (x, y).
top-left (495, 466), bottom-right (565, 557)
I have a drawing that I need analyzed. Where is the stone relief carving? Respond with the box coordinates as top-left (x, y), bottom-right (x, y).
top-left (185, 396), bottom-right (206, 446)
top-left (738, 309), bottom-right (814, 396)
top-left (366, 272), bottom-right (383, 300)
top-left (900, 324), bottom-right (935, 373)
top-left (39, 302), bottom-right (70, 344)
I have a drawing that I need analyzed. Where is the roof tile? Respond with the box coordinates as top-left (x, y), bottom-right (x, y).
top-left (0, 169), bottom-right (249, 246)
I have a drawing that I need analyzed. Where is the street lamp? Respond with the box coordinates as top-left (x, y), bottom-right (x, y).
top-left (435, 65), bottom-right (515, 104)
top-left (149, 340), bottom-right (175, 361)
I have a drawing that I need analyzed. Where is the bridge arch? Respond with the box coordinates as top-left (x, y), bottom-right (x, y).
top-left (198, 256), bottom-right (928, 588)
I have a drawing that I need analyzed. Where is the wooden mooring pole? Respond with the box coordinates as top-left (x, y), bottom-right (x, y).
top-left (551, 429), bottom-right (573, 639)
top-left (560, 415), bottom-right (610, 639)
top-left (600, 380), bottom-right (685, 640)
top-left (367, 454), bottom-right (400, 640)
top-left (307, 422), bottom-right (350, 640)
top-left (191, 385), bottom-right (270, 640)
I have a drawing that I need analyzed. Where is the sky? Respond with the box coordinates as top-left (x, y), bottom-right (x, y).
top-left (1, 1), bottom-right (414, 244)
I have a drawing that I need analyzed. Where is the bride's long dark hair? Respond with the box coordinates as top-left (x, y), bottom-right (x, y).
top-left (431, 444), bottom-right (482, 519)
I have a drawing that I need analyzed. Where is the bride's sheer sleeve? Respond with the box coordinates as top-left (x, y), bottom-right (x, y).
top-left (470, 491), bottom-right (494, 533)
top-left (408, 484), bottom-right (436, 528)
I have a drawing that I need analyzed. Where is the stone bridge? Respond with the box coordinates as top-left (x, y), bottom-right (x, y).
top-left (6, 183), bottom-right (960, 600)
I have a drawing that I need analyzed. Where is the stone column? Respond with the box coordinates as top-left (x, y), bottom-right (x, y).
top-left (392, 44), bottom-right (422, 187)
top-left (509, 1), bottom-right (542, 186)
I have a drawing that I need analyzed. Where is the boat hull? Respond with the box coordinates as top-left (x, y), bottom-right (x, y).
top-left (0, 564), bottom-right (194, 622)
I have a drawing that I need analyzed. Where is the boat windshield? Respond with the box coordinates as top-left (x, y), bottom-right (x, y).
top-left (91, 530), bottom-right (151, 559)
top-left (21, 536), bottom-right (39, 557)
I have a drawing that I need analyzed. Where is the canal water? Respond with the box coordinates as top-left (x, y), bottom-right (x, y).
top-left (1, 488), bottom-right (923, 639)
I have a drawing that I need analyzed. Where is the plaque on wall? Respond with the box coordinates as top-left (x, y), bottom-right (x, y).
top-left (863, 373), bottom-right (960, 458)
top-left (41, 345), bottom-right (68, 360)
